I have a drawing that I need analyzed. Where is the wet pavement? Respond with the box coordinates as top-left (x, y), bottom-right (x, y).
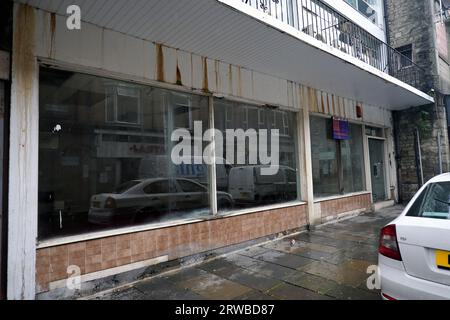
top-left (90, 205), bottom-right (403, 300)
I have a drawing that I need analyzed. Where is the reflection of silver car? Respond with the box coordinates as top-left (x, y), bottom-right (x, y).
top-left (88, 178), bottom-right (233, 225)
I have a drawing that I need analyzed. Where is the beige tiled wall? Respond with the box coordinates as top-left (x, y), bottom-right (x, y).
top-left (36, 204), bottom-right (308, 293)
top-left (319, 193), bottom-right (372, 222)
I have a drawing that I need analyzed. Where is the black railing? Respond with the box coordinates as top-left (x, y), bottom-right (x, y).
top-left (242, 0), bottom-right (426, 91)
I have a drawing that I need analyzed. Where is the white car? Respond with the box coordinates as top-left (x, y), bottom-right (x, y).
top-left (89, 178), bottom-right (234, 225)
top-left (378, 173), bottom-right (450, 300)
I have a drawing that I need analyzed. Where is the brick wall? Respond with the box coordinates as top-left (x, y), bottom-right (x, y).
top-left (36, 204), bottom-right (308, 293)
top-left (318, 193), bottom-right (372, 222)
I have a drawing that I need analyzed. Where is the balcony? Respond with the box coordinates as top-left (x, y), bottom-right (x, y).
top-left (240, 0), bottom-right (426, 92)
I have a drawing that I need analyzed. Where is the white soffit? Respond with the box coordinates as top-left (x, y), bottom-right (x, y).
top-left (17, 0), bottom-right (434, 109)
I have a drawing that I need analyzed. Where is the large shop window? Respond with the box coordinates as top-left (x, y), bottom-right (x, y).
top-left (214, 100), bottom-right (300, 213)
top-left (38, 68), bottom-right (210, 240)
top-left (310, 116), bottom-right (365, 198)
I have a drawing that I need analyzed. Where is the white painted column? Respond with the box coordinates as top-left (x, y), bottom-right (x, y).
top-left (386, 127), bottom-right (399, 202)
top-left (7, 3), bottom-right (39, 300)
top-left (208, 96), bottom-right (218, 215)
top-left (362, 125), bottom-right (373, 203)
top-left (298, 86), bottom-right (319, 225)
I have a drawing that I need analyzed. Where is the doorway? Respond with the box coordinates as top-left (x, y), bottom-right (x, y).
top-left (369, 138), bottom-right (387, 202)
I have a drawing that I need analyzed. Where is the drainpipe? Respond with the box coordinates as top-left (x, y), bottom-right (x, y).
top-left (383, 0), bottom-right (391, 45)
top-left (392, 111), bottom-right (402, 203)
top-left (438, 131), bottom-right (443, 174)
top-left (415, 128), bottom-right (424, 187)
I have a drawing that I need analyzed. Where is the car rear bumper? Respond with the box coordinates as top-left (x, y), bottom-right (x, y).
top-left (88, 208), bottom-right (115, 225)
top-left (379, 254), bottom-right (450, 300)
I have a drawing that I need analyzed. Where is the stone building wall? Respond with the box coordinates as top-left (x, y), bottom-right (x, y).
top-left (394, 96), bottom-right (450, 201)
top-left (386, 0), bottom-right (437, 92)
top-left (387, 0), bottom-right (450, 202)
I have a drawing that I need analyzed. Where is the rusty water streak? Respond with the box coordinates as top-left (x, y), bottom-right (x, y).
top-left (15, 4), bottom-right (35, 147)
top-left (214, 60), bottom-right (219, 91)
top-left (156, 43), bottom-right (164, 82)
top-left (175, 53), bottom-right (182, 86)
top-left (331, 94), bottom-right (336, 116)
top-left (49, 12), bottom-right (56, 59)
top-left (228, 64), bottom-right (232, 95)
top-left (237, 66), bottom-right (242, 97)
top-left (321, 92), bottom-right (325, 114)
top-left (202, 57), bottom-right (208, 92)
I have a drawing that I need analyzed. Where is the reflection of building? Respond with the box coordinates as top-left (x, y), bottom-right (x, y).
top-left (2, 0), bottom-right (437, 299)
top-left (215, 102), bottom-right (297, 168)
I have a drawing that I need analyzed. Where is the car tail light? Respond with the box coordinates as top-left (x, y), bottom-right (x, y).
top-left (104, 197), bottom-right (117, 209)
top-left (381, 293), bottom-right (396, 300)
top-left (379, 224), bottom-right (402, 261)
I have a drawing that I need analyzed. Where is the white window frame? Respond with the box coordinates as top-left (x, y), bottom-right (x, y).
top-left (105, 84), bottom-right (142, 126)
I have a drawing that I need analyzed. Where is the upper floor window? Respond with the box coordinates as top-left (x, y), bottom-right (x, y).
top-left (344, 0), bottom-right (384, 27)
top-left (106, 85), bottom-right (141, 125)
top-left (396, 44), bottom-right (413, 68)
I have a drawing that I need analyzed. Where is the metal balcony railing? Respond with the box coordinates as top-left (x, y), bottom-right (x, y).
top-left (242, 0), bottom-right (426, 92)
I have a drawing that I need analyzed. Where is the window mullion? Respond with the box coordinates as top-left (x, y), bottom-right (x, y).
top-left (208, 96), bottom-right (218, 216)
top-left (337, 140), bottom-right (344, 194)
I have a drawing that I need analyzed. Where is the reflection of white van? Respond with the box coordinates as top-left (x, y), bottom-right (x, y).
top-left (228, 165), bottom-right (297, 204)
top-left (138, 156), bottom-right (232, 191)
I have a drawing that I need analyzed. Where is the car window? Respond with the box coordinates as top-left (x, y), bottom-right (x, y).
top-left (114, 180), bottom-right (141, 193)
top-left (286, 169), bottom-right (297, 183)
top-left (255, 167), bottom-right (284, 184)
top-left (143, 180), bottom-right (171, 194)
top-left (177, 180), bottom-right (206, 193)
top-left (407, 182), bottom-right (450, 220)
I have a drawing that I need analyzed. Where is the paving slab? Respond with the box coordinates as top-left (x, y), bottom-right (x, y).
top-left (268, 283), bottom-right (333, 300)
top-left (245, 260), bottom-right (298, 280)
top-left (239, 246), bottom-right (271, 258)
top-left (177, 273), bottom-right (253, 300)
top-left (135, 277), bottom-right (204, 300)
top-left (198, 258), bottom-right (245, 278)
top-left (227, 269), bottom-right (281, 292)
top-left (253, 249), bottom-right (315, 269)
top-left (299, 260), bottom-right (368, 288)
top-left (283, 273), bottom-right (338, 295)
top-left (233, 290), bottom-right (279, 300)
top-left (325, 284), bottom-right (380, 300)
top-left (96, 287), bottom-right (150, 300)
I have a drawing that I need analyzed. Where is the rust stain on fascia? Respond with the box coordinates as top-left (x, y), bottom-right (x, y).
top-left (331, 95), bottom-right (336, 116)
top-left (49, 12), bottom-right (56, 59)
top-left (175, 54), bottom-right (182, 86)
top-left (320, 92), bottom-right (325, 114)
top-left (326, 94), bottom-right (330, 115)
top-left (176, 65), bottom-right (182, 86)
top-left (215, 60), bottom-right (219, 92)
top-left (14, 4), bottom-right (36, 137)
top-left (156, 43), bottom-right (164, 82)
top-left (202, 57), bottom-right (208, 92)
top-left (237, 66), bottom-right (242, 97)
top-left (228, 64), bottom-right (232, 95)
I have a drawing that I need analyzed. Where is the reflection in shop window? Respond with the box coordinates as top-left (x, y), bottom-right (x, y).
top-left (38, 68), bottom-right (211, 241)
top-left (214, 99), bottom-right (300, 213)
top-left (310, 116), bottom-right (365, 198)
